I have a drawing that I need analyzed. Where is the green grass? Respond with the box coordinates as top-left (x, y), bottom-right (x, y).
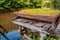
top-left (18, 8), bottom-right (60, 15)
top-left (44, 36), bottom-right (60, 40)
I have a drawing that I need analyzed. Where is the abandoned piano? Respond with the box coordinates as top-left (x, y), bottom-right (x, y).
top-left (13, 12), bottom-right (60, 40)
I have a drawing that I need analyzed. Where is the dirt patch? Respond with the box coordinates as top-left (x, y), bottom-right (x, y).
top-left (0, 13), bottom-right (19, 32)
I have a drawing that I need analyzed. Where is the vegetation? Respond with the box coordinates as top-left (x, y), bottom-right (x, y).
top-left (0, 0), bottom-right (60, 12)
top-left (53, 0), bottom-right (60, 9)
top-left (17, 8), bottom-right (60, 15)
top-left (45, 36), bottom-right (60, 40)
top-left (28, 30), bottom-right (60, 40)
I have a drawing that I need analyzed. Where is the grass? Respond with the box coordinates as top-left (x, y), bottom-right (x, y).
top-left (17, 8), bottom-right (60, 15)
top-left (44, 36), bottom-right (60, 40)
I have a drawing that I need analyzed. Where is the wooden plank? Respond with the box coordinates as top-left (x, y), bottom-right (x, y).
top-left (13, 21), bottom-right (49, 35)
top-left (16, 14), bottom-right (58, 23)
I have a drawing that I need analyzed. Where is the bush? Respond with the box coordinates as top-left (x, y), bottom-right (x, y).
top-left (0, 0), bottom-right (60, 12)
top-left (0, 0), bottom-right (42, 12)
top-left (53, 0), bottom-right (60, 9)
top-left (0, 0), bottom-right (22, 12)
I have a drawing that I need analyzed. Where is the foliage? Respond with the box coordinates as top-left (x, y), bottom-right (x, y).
top-left (0, 0), bottom-right (60, 12)
top-left (20, 8), bottom-right (60, 15)
top-left (0, 0), bottom-right (23, 12)
top-left (44, 36), bottom-right (60, 40)
top-left (28, 29), bottom-right (60, 40)
top-left (53, 0), bottom-right (60, 9)
top-left (0, 0), bottom-right (42, 12)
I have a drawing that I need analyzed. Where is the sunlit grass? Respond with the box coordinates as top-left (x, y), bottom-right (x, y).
top-left (20, 8), bottom-right (60, 15)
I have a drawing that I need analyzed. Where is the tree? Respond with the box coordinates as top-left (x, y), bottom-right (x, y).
top-left (53, 0), bottom-right (60, 9)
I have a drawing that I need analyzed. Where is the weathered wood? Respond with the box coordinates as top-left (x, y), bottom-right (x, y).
top-left (13, 13), bottom-right (60, 38)
top-left (13, 20), bottom-right (49, 35)
top-left (15, 14), bottom-right (58, 23)
top-left (12, 18), bottom-right (60, 37)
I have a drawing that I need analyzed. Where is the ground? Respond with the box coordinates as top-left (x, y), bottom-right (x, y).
top-left (0, 12), bottom-right (18, 32)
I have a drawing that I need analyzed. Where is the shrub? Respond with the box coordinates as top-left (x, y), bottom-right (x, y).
top-left (0, 0), bottom-right (60, 12)
top-left (0, 0), bottom-right (42, 12)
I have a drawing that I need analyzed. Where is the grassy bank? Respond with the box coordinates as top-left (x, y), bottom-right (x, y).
top-left (21, 8), bottom-right (60, 15)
